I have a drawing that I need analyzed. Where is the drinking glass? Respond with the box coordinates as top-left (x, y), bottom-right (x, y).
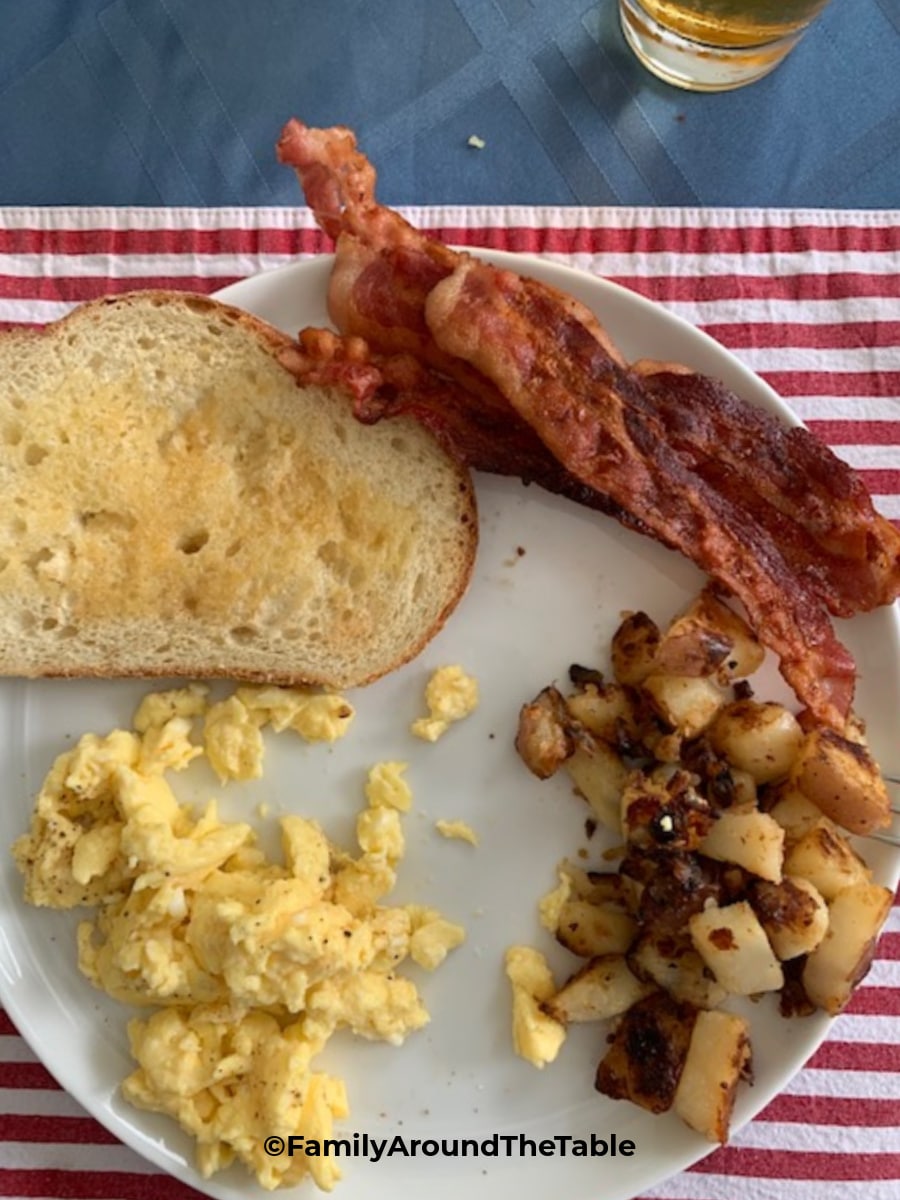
top-left (618, 0), bottom-right (833, 91)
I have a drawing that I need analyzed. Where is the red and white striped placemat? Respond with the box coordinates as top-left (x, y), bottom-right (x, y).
top-left (1, 206), bottom-right (898, 1200)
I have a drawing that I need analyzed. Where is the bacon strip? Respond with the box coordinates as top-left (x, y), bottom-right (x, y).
top-left (424, 259), bottom-right (856, 728)
top-left (277, 120), bottom-right (647, 529)
top-left (634, 364), bottom-right (900, 616)
top-left (276, 119), bottom-right (900, 726)
top-left (278, 120), bottom-right (900, 618)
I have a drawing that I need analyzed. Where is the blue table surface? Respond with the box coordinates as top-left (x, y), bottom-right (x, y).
top-left (1, 0), bottom-right (899, 209)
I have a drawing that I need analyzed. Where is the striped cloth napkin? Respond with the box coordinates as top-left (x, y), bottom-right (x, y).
top-left (0, 206), bottom-right (898, 1200)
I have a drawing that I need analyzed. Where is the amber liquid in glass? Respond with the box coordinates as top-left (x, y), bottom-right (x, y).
top-left (636, 0), bottom-right (831, 48)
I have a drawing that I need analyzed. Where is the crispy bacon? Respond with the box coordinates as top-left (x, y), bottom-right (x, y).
top-left (424, 258), bottom-right (856, 728)
top-left (634, 364), bottom-right (900, 616)
top-left (277, 120), bottom-right (646, 529)
top-left (276, 119), bottom-right (900, 727)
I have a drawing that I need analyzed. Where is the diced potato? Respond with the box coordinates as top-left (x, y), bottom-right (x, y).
top-left (654, 613), bottom-right (732, 678)
top-left (654, 589), bottom-right (764, 684)
top-left (661, 589), bottom-right (765, 683)
top-left (565, 739), bottom-right (628, 832)
top-left (802, 882), bottom-right (893, 1015)
top-left (689, 900), bottom-right (784, 995)
top-left (730, 769), bottom-right (758, 808)
top-left (543, 955), bottom-right (654, 1024)
top-left (628, 933), bottom-right (727, 1009)
top-left (750, 876), bottom-right (829, 960)
top-left (564, 682), bottom-right (637, 746)
top-left (611, 612), bottom-right (660, 686)
top-left (789, 726), bottom-right (891, 836)
top-left (516, 687), bottom-right (574, 779)
top-left (642, 674), bottom-right (726, 739)
top-left (782, 819), bottom-right (871, 901)
top-left (555, 899), bottom-right (637, 958)
top-left (673, 1009), bottom-right (752, 1143)
top-left (699, 807), bottom-right (784, 883)
top-left (595, 992), bottom-right (697, 1114)
top-left (562, 863), bottom-right (640, 913)
top-left (621, 767), bottom-right (714, 852)
top-left (767, 786), bottom-right (827, 843)
top-left (709, 701), bottom-right (803, 784)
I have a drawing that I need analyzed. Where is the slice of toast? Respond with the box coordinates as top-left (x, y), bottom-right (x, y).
top-left (0, 291), bottom-right (477, 688)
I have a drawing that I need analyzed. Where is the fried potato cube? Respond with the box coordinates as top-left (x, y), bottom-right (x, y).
top-left (689, 900), bottom-right (784, 995)
top-left (621, 768), bottom-right (714, 852)
top-left (565, 739), bottom-right (628, 832)
top-left (611, 612), bottom-right (661, 686)
top-left (658, 589), bottom-right (765, 682)
top-left (672, 1009), bottom-right (752, 1143)
top-left (562, 863), bottom-right (641, 913)
top-left (699, 807), bottom-right (785, 883)
top-left (628, 933), bottom-right (728, 1009)
top-left (516, 687), bottom-right (574, 779)
top-left (543, 955), bottom-right (654, 1024)
top-left (749, 876), bottom-right (829, 960)
top-left (767, 786), bottom-right (827, 843)
top-left (555, 899), bottom-right (637, 958)
top-left (782, 819), bottom-right (871, 901)
top-left (564, 682), bottom-right (637, 747)
top-left (789, 727), bottom-right (891, 836)
top-left (802, 881), bottom-right (893, 1015)
top-left (642, 674), bottom-right (726, 739)
top-left (595, 992), bottom-right (697, 1114)
top-left (709, 700), bottom-right (804, 785)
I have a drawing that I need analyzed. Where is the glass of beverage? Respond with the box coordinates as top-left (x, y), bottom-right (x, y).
top-left (618, 0), bottom-right (833, 91)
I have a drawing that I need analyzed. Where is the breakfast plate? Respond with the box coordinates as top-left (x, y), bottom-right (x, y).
top-left (1, 251), bottom-right (898, 1200)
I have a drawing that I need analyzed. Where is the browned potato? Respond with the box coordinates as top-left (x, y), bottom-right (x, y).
top-left (565, 737), bottom-right (629, 832)
top-left (555, 899), bottom-right (637, 958)
top-left (621, 767), bottom-right (714, 852)
top-left (699, 806), bottom-right (785, 883)
top-left (543, 955), bottom-right (654, 1024)
top-left (611, 612), bottom-right (660, 686)
top-left (782, 820), bottom-right (871, 901)
top-left (562, 863), bottom-right (640, 913)
top-left (749, 876), bottom-right (829, 960)
top-left (628, 932), bottom-right (727, 1009)
top-left (659, 589), bottom-right (765, 683)
top-left (709, 700), bottom-right (804, 784)
top-left (564, 681), bottom-right (637, 747)
top-left (789, 726), bottom-right (891, 836)
top-left (673, 1009), bottom-right (752, 1143)
top-left (802, 881), bottom-right (893, 1014)
top-left (689, 900), bottom-right (784, 995)
top-left (642, 673), bottom-right (727, 739)
top-left (516, 686), bottom-right (575, 779)
top-left (767, 785), bottom-right (827, 843)
top-left (595, 992), bottom-right (697, 1114)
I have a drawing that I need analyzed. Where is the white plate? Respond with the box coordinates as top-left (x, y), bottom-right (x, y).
top-left (2, 253), bottom-right (898, 1200)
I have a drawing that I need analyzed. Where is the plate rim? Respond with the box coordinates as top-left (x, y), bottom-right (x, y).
top-left (2, 250), bottom-right (897, 1200)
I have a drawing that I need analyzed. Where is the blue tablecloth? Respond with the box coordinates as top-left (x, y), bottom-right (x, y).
top-left (2, 0), bottom-right (899, 208)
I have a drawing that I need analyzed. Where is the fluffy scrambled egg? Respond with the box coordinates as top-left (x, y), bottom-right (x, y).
top-left (504, 946), bottom-right (566, 1069)
top-left (410, 665), bottom-right (479, 742)
top-left (13, 684), bottom-right (464, 1192)
top-left (435, 818), bottom-right (479, 847)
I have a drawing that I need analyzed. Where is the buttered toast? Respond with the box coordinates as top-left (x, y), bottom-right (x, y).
top-left (0, 291), bottom-right (477, 688)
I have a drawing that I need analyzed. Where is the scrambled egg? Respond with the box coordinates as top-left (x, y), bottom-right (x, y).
top-left (13, 683), bottom-right (464, 1192)
top-left (435, 818), bottom-right (479, 847)
top-left (537, 866), bottom-right (573, 933)
top-left (504, 946), bottom-right (566, 1069)
top-left (410, 665), bottom-right (479, 742)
